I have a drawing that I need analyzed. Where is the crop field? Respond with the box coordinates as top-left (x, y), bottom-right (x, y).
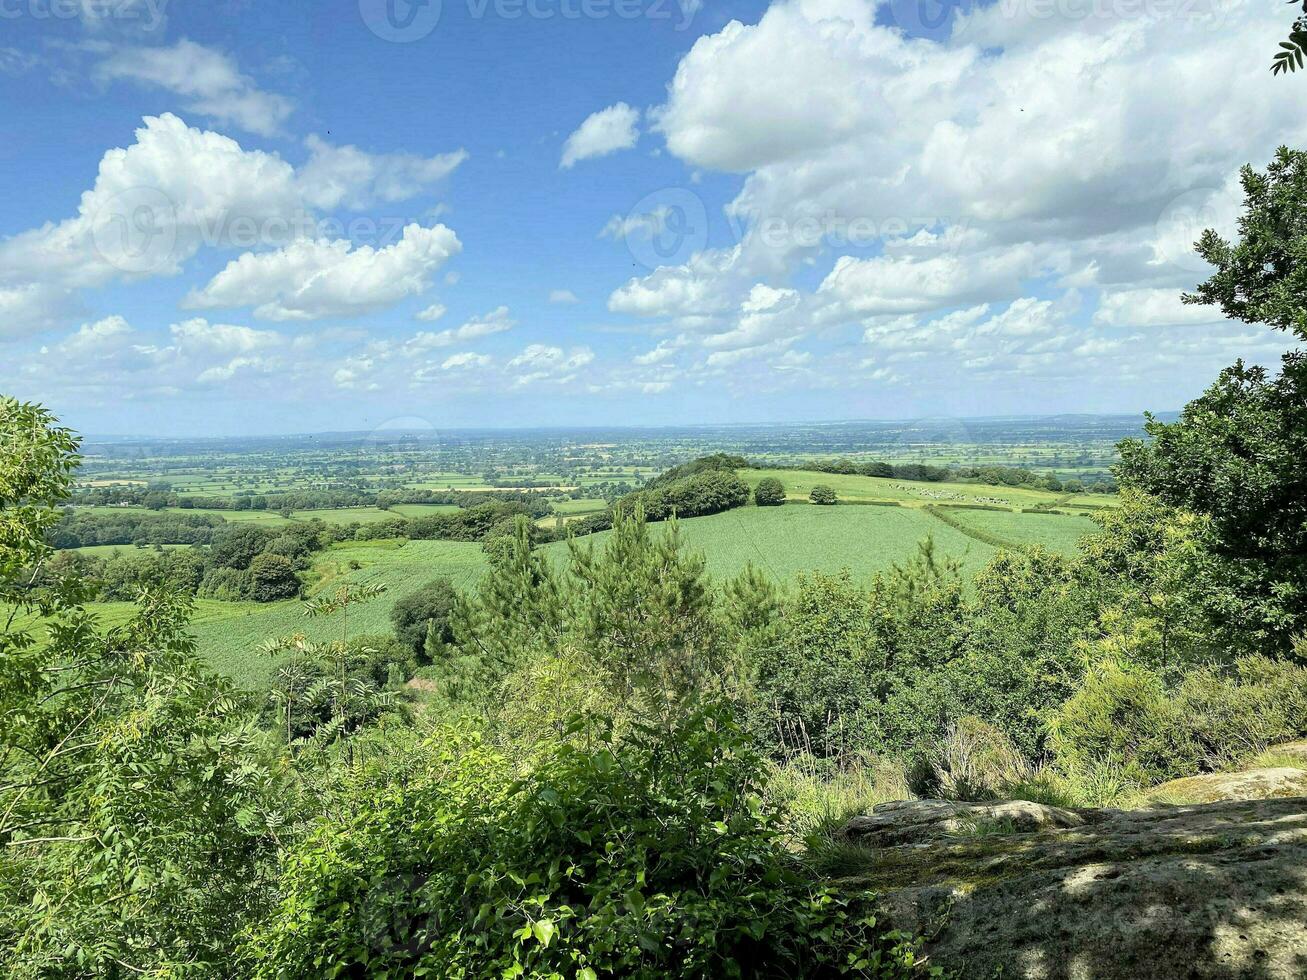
top-left (544, 500), bottom-right (1091, 585)
top-left (934, 507), bottom-right (1098, 553)
top-left (71, 543), bottom-right (191, 558)
top-left (740, 468), bottom-right (1068, 509)
top-left (69, 503), bottom-right (461, 526)
top-left (1059, 494), bottom-right (1122, 510)
top-left (34, 497), bottom-right (1105, 687)
top-left (183, 539), bottom-right (491, 685)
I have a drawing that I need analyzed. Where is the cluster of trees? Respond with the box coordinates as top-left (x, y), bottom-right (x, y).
top-left (49, 509), bottom-right (225, 548)
top-left (71, 482), bottom-right (554, 515)
top-left (564, 458), bottom-right (752, 536)
top-left (196, 522), bottom-right (326, 601)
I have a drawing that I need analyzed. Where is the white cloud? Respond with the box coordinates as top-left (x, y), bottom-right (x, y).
top-left (407, 305), bottom-right (515, 349)
top-left (415, 303), bottom-right (447, 322)
top-left (630, 0), bottom-right (1307, 361)
top-left (817, 246), bottom-right (1041, 317)
top-left (168, 317), bottom-right (282, 352)
top-left (548, 289), bottom-right (579, 304)
top-left (0, 114), bottom-right (305, 333)
top-left (608, 246), bottom-right (742, 319)
top-left (297, 134), bottom-right (467, 210)
top-left (0, 114), bottom-right (473, 338)
top-left (0, 283), bottom-right (78, 337)
top-left (95, 40), bottom-right (292, 136)
top-left (1093, 287), bottom-right (1227, 328)
top-left (441, 351), bottom-right (492, 370)
top-left (560, 103), bottom-right (640, 169)
top-left (507, 344), bottom-right (595, 385)
top-left (183, 223), bottom-right (462, 321)
top-left (57, 315), bottom-right (134, 355)
top-left (633, 337), bottom-right (687, 365)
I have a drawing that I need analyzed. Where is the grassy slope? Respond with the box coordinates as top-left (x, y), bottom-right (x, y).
top-left (740, 468), bottom-right (1066, 509)
top-left (543, 504), bottom-right (1007, 582)
top-left (48, 497), bottom-right (1099, 688)
top-left (187, 539), bottom-right (490, 686)
top-left (69, 503), bottom-right (460, 526)
top-left (940, 508), bottom-right (1098, 553)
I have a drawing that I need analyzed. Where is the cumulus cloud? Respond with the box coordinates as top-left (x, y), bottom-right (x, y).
top-left (407, 306), bottom-right (515, 349)
top-left (1093, 287), bottom-right (1228, 328)
top-left (297, 134), bottom-right (467, 210)
top-left (441, 351), bottom-right (492, 370)
top-left (507, 344), bottom-right (595, 385)
top-left (560, 103), bottom-right (640, 168)
top-left (12, 314), bottom-right (298, 397)
top-left (95, 40), bottom-right (292, 136)
top-left (0, 114), bottom-right (470, 337)
top-left (183, 223), bottom-right (462, 321)
top-left (548, 289), bottom-right (579, 304)
top-left (616, 0), bottom-right (1307, 391)
top-left (0, 114), bottom-right (305, 333)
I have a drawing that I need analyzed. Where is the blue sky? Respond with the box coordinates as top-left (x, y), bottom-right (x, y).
top-left (0, 0), bottom-right (1303, 435)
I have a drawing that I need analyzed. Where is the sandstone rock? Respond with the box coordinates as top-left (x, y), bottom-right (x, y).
top-left (1148, 767), bottom-right (1307, 804)
top-left (841, 798), bottom-right (1086, 847)
top-left (838, 796), bottom-right (1307, 978)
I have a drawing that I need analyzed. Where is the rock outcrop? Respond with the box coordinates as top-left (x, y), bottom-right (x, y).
top-left (1147, 767), bottom-right (1307, 804)
top-left (839, 796), bottom-right (1307, 978)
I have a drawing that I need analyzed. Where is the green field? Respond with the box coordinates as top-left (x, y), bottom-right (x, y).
top-left (934, 507), bottom-right (1098, 553)
top-left (740, 469), bottom-right (1066, 509)
top-left (549, 497), bottom-right (608, 514)
top-left (183, 539), bottom-right (491, 685)
top-left (70, 503), bottom-right (460, 526)
top-left (544, 501), bottom-right (1092, 584)
top-left (71, 543), bottom-right (190, 558)
top-left (41, 501), bottom-right (1100, 688)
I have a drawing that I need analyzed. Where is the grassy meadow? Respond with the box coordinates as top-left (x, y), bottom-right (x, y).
top-left (69, 502), bottom-right (461, 526)
top-left (52, 476), bottom-right (1106, 687)
top-left (739, 468), bottom-right (1070, 509)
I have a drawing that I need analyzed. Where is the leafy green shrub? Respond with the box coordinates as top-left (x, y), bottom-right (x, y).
top-left (250, 707), bottom-right (925, 979)
top-left (250, 553), bottom-right (301, 601)
top-left (754, 477), bottom-right (786, 506)
top-left (809, 485), bottom-right (837, 505)
top-left (198, 565), bottom-right (255, 601)
top-left (1050, 655), bottom-right (1307, 786)
top-left (1171, 655), bottom-right (1307, 771)
top-left (389, 577), bottom-right (458, 660)
top-left (1049, 661), bottom-right (1199, 785)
